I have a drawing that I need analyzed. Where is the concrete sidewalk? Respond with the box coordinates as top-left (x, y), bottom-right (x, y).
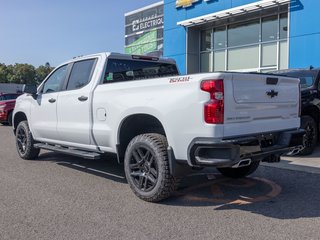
top-left (263, 147), bottom-right (320, 174)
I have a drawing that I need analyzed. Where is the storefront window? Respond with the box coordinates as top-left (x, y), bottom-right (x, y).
top-left (261, 43), bottom-right (277, 67)
top-left (280, 13), bottom-right (288, 39)
top-left (262, 16), bottom-right (278, 42)
top-left (201, 30), bottom-right (212, 51)
top-left (279, 41), bottom-right (288, 69)
top-left (199, 11), bottom-right (289, 73)
top-left (200, 52), bottom-right (212, 72)
top-left (228, 20), bottom-right (260, 47)
top-left (213, 51), bottom-right (225, 71)
top-left (213, 27), bottom-right (226, 50)
top-left (228, 45), bottom-right (259, 70)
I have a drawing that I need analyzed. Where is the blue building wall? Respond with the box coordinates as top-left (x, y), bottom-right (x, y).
top-left (289, 0), bottom-right (320, 68)
top-left (164, 0), bottom-right (320, 74)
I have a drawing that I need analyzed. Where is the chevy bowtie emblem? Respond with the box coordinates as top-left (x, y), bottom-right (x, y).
top-left (176, 0), bottom-right (200, 8)
top-left (266, 90), bottom-right (279, 98)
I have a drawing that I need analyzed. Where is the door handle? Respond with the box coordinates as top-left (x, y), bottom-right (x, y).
top-left (48, 98), bottom-right (56, 103)
top-left (78, 96), bottom-right (88, 102)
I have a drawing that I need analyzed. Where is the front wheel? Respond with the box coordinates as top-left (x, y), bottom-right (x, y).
top-left (124, 134), bottom-right (178, 202)
top-left (217, 161), bottom-right (260, 178)
top-left (15, 121), bottom-right (40, 160)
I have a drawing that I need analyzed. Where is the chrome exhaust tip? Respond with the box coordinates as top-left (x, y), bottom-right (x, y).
top-left (232, 158), bottom-right (252, 168)
top-left (286, 145), bottom-right (304, 156)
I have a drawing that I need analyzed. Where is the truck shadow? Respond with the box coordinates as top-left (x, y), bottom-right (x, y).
top-left (37, 151), bottom-right (127, 184)
top-left (37, 151), bottom-right (320, 220)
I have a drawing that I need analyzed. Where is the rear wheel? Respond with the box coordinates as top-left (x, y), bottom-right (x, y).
top-left (15, 121), bottom-right (40, 160)
top-left (299, 116), bottom-right (318, 156)
top-left (124, 133), bottom-right (178, 202)
top-left (217, 161), bottom-right (260, 178)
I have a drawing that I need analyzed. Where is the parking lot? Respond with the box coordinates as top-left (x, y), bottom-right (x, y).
top-left (1, 125), bottom-right (320, 240)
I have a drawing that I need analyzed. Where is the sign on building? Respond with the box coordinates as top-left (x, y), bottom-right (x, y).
top-left (125, 2), bottom-right (164, 57)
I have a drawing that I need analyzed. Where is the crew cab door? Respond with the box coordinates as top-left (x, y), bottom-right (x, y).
top-left (56, 58), bottom-right (97, 145)
top-left (30, 64), bottom-right (69, 141)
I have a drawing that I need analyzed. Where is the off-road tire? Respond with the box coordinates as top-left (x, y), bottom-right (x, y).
top-left (15, 121), bottom-right (40, 160)
top-left (217, 161), bottom-right (260, 178)
top-left (299, 116), bottom-right (318, 156)
top-left (124, 133), bottom-right (178, 202)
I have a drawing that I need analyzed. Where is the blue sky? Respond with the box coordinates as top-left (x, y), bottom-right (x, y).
top-left (0, 0), bottom-right (159, 67)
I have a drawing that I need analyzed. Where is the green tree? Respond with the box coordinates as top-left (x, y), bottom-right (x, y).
top-left (0, 64), bottom-right (8, 83)
top-left (0, 62), bottom-right (54, 85)
top-left (36, 64), bottom-right (53, 84)
top-left (6, 65), bottom-right (15, 84)
top-left (9, 64), bottom-right (36, 84)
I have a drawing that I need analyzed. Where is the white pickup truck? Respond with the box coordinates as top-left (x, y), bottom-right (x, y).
top-left (13, 52), bottom-right (304, 202)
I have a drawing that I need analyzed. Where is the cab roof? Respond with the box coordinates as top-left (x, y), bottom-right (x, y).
top-left (70, 52), bottom-right (176, 65)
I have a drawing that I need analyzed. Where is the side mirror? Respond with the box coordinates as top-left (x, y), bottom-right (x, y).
top-left (22, 84), bottom-right (37, 95)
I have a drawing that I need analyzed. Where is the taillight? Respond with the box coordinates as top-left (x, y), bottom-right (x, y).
top-left (201, 79), bottom-right (224, 124)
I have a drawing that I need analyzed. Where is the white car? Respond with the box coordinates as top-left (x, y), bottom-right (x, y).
top-left (13, 52), bottom-right (304, 202)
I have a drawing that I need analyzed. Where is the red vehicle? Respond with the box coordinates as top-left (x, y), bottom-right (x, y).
top-left (0, 93), bottom-right (21, 126)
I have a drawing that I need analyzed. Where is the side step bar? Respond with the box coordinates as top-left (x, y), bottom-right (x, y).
top-left (34, 143), bottom-right (101, 160)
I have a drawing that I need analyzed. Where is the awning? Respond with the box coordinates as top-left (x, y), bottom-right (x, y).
top-left (177, 0), bottom-right (290, 27)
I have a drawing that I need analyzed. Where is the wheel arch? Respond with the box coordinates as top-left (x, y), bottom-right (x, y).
top-left (13, 111), bottom-right (28, 133)
top-left (302, 105), bottom-right (320, 132)
top-left (116, 114), bottom-right (167, 163)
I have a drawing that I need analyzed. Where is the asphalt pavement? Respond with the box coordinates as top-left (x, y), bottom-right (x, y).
top-left (0, 125), bottom-right (320, 240)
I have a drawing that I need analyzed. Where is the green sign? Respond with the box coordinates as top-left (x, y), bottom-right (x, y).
top-left (125, 29), bottom-right (157, 55)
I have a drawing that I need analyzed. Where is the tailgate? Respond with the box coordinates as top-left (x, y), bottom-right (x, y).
top-left (223, 73), bottom-right (300, 137)
top-left (232, 74), bottom-right (297, 103)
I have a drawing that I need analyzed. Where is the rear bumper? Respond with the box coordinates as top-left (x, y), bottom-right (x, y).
top-left (187, 129), bottom-right (305, 168)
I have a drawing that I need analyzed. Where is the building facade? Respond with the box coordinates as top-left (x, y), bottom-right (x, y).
top-left (125, 1), bottom-right (164, 57)
top-left (163, 0), bottom-right (320, 74)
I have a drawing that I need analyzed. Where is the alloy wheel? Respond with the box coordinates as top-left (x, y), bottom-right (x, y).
top-left (129, 146), bottom-right (158, 192)
top-left (16, 127), bottom-right (27, 154)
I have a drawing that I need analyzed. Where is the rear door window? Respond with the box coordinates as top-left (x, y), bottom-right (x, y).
top-left (66, 59), bottom-right (96, 91)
